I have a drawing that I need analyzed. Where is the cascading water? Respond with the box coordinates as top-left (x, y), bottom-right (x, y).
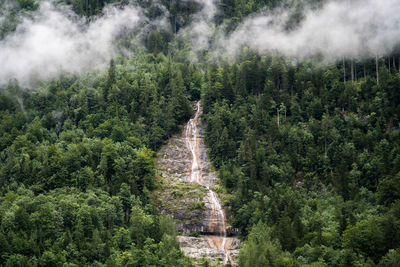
top-left (185, 101), bottom-right (201, 184)
top-left (208, 189), bottom-right (229, 263)
top-left (185, 101), bottom-right (230, 264)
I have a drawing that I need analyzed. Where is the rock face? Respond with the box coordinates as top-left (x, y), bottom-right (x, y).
top-left (156, 101), bottom-right (241, 266)
top-left (178, 236), bottom-right (240, 266)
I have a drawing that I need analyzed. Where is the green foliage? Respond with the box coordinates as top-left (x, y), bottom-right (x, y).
top-left (0, 187), bottom-right (189, 266)
top-left (239, 221), bottom-right (298, 267)
top-left (0, 51), bottom-right (195, 265)
top-left (203, 51), bottom-right (400, 264)
top-left (17, 0), bottom-right (38, 11)
top-left (342, 218), bottom-right (386, 262)
top-left (69, 0), bottom-right (118, 17)
top-left (2, 1), bottom-right (400, 265)
top-left (377, 173), bottom-right (400, 206)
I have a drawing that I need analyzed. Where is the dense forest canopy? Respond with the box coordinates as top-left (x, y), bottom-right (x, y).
top-left (1, 0), bottom-right (400, 266)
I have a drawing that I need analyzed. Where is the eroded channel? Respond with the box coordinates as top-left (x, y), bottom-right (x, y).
top-left (184, 101), bottom-right (230, 265)
top-left (156, 101), bottom-right (240, 265)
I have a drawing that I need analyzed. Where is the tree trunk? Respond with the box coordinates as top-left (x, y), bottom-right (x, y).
top-left (351, 58), bottom-right (354, 83)
top-left (376, 55), bottom-right (379, 85)
top-left (290, 85), bottom-right (294, 101)
top-left (277, 108), bottom-right (280, 126)
top-left (343, 57), bottom-right (346, 83)
top-left (364, 63), bottom-right (366, 81)
top-left (354, 62), bottom-right (357, 81)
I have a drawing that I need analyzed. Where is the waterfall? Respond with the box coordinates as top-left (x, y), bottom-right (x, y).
top-left (185, 101), bottom-right (230, 264)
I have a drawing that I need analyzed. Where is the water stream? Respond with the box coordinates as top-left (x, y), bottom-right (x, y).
top-left (185, 101), bottom-right (230, 264)
top-left (185, 101), bottom-right (201, 184)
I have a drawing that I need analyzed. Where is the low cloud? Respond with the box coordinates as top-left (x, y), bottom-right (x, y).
top-left (218, 0), bottom-right (400, 61)
top-left (0, 1), bottom-right (143, 87)
top-left (2, 0), bottom-right (399, 87)
top-left (185, 0), bottom-right (217, 51)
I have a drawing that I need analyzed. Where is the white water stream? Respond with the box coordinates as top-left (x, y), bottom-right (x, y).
top-left (185, 101), bottom-right (229, 264)
top-left (185, 101), bottom-right (201, 183)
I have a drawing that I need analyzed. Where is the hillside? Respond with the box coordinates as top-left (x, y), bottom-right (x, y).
top-left (0, 0), bottom-right (400, 266)
top-left (155, 101), bottom-right (241, 265)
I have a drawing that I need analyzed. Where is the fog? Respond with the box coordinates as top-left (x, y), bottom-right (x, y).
top-left (184, 0), bottom-right (217, 51)
top-left (1, 0), bottom-right (399, 87)
top-left (0, 1), bottom-right (142, 87)
top-left (219, 0), bottom-right (400, 61)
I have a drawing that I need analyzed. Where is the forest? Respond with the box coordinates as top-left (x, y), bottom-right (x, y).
top-left (203, 53), bottom-right (400, 266)
top-left (1, 0), bottom-right (400, 266)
